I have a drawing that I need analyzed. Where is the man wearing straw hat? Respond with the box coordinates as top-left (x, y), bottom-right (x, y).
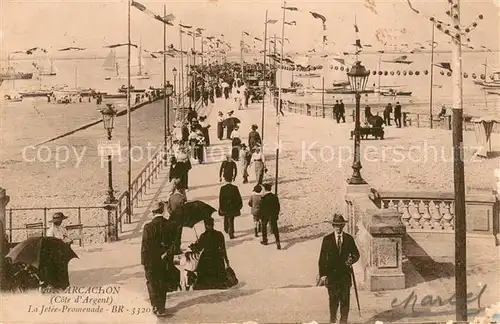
top-left (318, 213), bottom-right (360, 324)
top-left (46, 212), bottom-right (72, 244)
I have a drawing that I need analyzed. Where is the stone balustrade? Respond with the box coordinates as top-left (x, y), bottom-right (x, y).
top-left (370, 190), bottom-right (499, 245)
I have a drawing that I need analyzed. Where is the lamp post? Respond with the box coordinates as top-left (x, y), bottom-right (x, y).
top-left (164, 81), bottom-right (174, 153)
top-left (172, 67), bottom-right (178, 103)
top-left (100, 104), bottom-right (118, 204)
top-left (346, 61), bottom-right (370, 185)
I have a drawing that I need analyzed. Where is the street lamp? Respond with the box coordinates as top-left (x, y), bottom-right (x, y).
top-left (346, 61), bottom-right (370, 185)
top-left (164, 81), bottom-right (174, 148)
top-left (100, 103), bottom-right (118, 204)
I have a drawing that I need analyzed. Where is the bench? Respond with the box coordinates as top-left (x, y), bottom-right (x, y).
top-left (25, 222), bottom-right (44, 238)
top-left (65, 224), bottom-right (84, 247)
top-left (350, 127), bottom-right (385, 140)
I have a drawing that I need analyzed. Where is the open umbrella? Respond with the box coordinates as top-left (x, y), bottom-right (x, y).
top-left (170, 200), bottom-right (216, 228)
top-left (223, 117), bottom-right (241, 127)
top-left (6, 236), bottom-right (78, 269)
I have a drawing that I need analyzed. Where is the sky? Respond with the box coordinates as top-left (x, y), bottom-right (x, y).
top-left (1, 0), bottom-right (499, 59)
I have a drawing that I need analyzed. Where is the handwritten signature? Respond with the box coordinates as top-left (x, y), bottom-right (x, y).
top-left (391, 284), bottom-right (487, 316)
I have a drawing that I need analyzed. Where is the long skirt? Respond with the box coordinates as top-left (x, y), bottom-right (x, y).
top-left (254, 160), bottom-right (265, 185)
top-left (217, 122), bottom-right (224, 140)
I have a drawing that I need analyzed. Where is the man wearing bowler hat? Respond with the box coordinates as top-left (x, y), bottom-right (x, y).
top-left (141, 201), bottom-right (175, 317)
top-left (318, 214), bottom-right (360, 323)
top-left (46, 212), bottom-right (72, 244)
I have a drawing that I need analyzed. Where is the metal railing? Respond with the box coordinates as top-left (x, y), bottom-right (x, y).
top-left (284, 99), bottom-right (487, 132)
top-left (114, 91), bottom-right (203, 235)
top-left (5, 206), bottom-right (108, 245)
top-left (4, 89), bottom-right (203, 244)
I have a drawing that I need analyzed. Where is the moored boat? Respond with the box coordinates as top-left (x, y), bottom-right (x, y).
top-left (19, 90), bottom-right (53, 97)
top-left (0, 71), bottom-right (33, 80)
top-left (118, 85), bottom-right (146, 93)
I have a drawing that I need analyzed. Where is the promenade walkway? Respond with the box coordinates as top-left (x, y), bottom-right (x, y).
top-left (2, 97), bottom-right (498, 323)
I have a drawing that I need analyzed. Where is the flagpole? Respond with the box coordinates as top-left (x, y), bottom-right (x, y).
top-left (180, 25), bottom-right (185, 108)
top-left (429, 23), bottom-right (435, 129)
top-left (200, 33), bottom-right (204, 109)
top-left (127, 0), bottom-right (132, 221)
top-left (192, 32), bottom-right (196, 106)
top-left (163, 4), bottom-right (168, 150)
top-left (275, 0), bottom-right (286, 195)
top-left (241, 31), bottom-right (245, 80)
top-left (262, 9), bottom-right (268, 144)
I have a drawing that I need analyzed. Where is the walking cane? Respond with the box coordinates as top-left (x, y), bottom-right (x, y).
top-left (350, 266), bottom-right (361, 317)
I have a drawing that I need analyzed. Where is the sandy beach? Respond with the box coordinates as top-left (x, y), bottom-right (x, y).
top-left (0, 97), bottom-right (175, 240)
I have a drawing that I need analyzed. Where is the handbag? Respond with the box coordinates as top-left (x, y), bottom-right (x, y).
top-left (225, 266), bottom-right (238, 288)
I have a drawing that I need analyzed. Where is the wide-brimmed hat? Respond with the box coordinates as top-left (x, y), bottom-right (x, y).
top-left (331, 213), bottom-right (347, 225)
top-left (151, 200), bottom-right (164, 213)
top-left (52, 212), bottom-right (68, 221)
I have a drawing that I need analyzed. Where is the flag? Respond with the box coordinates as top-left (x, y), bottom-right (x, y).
top-left (105, 43), bottom-right (138, 49)
top-left (58, 47), bottom-right (86, 51)
top-left (179, 24), bottom-right (192, 28)
top-left (354, 24), bottom-right (359, 33)
top-left (266, 19), bottom-right (278, 24)
top-left (323, 35), bottom-right (327, 43)
top-left (435, 62), bottom-right (452, 71)
top-left (310, 11), bottom-right (326, 23)
top-left (196, 27), bottom-right (205, 33)
top-left (354, 39), bottom-right (362, 48)
top-left (284, 21), bottom-right (297, 26)
top-left (131, 1), bottom-right (174, 25)
top-left (333, 58), bottom-right (345, 65)
top-left (283, 6), bottom-right (299, 11)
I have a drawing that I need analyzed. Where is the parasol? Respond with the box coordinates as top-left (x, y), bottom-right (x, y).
top-left (170, 200), bottom-right (217, 228)
top-left (6, 236), bottom-right (78, 269)
top-left (223, 117), bottom-right (241, 127)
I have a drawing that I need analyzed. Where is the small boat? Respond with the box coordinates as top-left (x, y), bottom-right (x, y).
top-left (19, 90), bottom-right (53, 97)
top-left (325, 87), bottom-right (375, 94)
top-left (4, 94), bottom-right (23, 102)
top-left (0, 71), bottom-right (33, 80)
top-left (380, 89), bottom-right (412, 96)
top-left (118, 85), bottom-right (146, 93)
top-left (332, 80), bottom-right (350, 87)
top-left (103, 93), bottom-right (127, 99)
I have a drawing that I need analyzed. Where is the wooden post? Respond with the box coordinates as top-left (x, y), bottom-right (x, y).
top-left (451, 1), bottom-right (467, 320)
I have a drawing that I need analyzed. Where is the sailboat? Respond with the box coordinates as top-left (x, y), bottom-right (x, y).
top-left (103, 49), bottom-right (117, 71)
top-left (110, 41), bottom-right (151, 80)
top-left (39, 58), bottom-right (57, 76)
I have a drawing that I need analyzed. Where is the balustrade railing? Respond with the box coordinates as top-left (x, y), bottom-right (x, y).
top-left (371, 190), bottom-right (499, 238)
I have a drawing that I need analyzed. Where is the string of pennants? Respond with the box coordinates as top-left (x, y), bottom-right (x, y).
top-left (279, 64), bottom-right (499, 80)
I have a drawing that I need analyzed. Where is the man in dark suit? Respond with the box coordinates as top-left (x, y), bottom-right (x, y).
top-left (339, 100), bottom-right (346, 123)
top-left (218, 176), bottom-right (243, 239)
top-left (167, 180), bottom-right (187, 254)
top-left (219, 154), bottom-right (237, 183)
top-left (259, 182), bottom-right (281, 250)
top-left (333, 100), bottom-right (340, 122)
top-left (318, 214), bottom-right (360, 324)
top-left (394, 102), bottom-right (402, 128)
top-left (141, 201), bottom-right (175, 317)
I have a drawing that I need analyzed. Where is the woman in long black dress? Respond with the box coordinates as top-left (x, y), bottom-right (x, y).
top-left (190, 218), bottom-right (229, 290)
